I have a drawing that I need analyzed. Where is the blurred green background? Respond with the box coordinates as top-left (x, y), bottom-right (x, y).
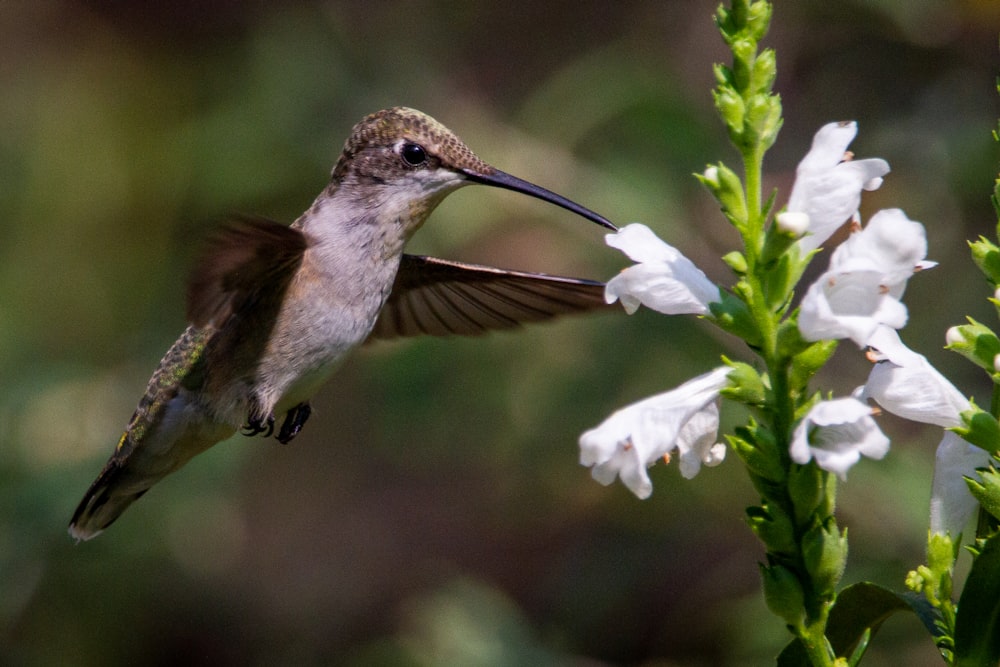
top-left (2, 1), bottom-right (999, 665)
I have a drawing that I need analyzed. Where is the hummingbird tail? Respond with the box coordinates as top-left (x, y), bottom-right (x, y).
top-left (69, 413), bottom-right (237, 541)
top-left (68, 459), bottom-right (148, 541)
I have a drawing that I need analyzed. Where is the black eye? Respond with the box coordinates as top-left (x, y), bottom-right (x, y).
top-left (399, 142), bottom-right (427, 166)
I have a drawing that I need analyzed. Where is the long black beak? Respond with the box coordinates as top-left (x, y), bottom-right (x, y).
top-left (462, 167), bottom-right (618, 232)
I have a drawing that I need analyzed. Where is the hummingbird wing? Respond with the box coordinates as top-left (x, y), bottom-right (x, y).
top-left (186, 216), bottom-right (308, 329)
top-left (368, 254), bottom-right (613, 339)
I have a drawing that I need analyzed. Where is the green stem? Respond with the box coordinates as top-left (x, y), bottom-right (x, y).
top-left (743, 136), bottom-right (836, 667)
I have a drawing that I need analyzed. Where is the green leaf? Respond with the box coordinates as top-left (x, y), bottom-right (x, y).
top-left (776, 582), bottom-right (916, 666)
top-left (966, 461), bottom-right (1000, 522)
top-left (720, 358), bottom-right (766, 406)
top-left (789, 339), bottom-right (839, 395)
top-left (969, 236), bottom-right (1000, 286)
top-left (956, 408), bottom-right (1000, 456)
top-left (954, 531), bottom-right (1000, 665)
top-left (709, 290), bottom-right (762, 346)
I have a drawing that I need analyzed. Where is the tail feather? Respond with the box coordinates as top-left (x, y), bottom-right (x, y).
top-left (69, 411), bottom-right (236, 541)
top-left (68, 459), bottom-right (151, 541)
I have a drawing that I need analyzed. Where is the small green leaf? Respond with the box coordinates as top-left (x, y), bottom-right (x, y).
top-left (802, 520), bottom-right (847, 598)
top-left (777, 582), bottom-right (916, 666)
top-left (967, 460), bottom-right (1000, 523)
top-left (956, 408), bottom-right (1000, 456)
top-left (729, 422), bottom-right (785, 483)
top-left (969, 236), bottom-right (1000, 286)
top-left (720, 359), bottom-right (766, 405)
top-left (954, 531), bottom-right (1000, 665)
top-left (760, 561), bottom-right (806, 627)
top-left (747, 502), bottom-right (798, 556)
top-left (789, 338), bottom-right (839, 393)
top-left (709, 290), bottom-right (762, 346)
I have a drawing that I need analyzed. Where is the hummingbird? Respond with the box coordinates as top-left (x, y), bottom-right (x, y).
top-left (69, 107), bottom-right (617, 541)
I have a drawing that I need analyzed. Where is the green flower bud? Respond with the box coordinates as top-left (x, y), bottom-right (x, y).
top-left (956, 406), bottom-right (1000, 456)
top-left (697, 162), bottom-right (747, 226)
top-left (709, 290), bottom-right (761, 346)
top-left (969, 236), bottom-right (1000, 285)
top-left (729, 423), bottom-right (786, 484)
top-left (945, 318), bottom-right (1000, 373)
top-left (759, 562), bottom-right (806, 627)
top-left (789, 338), bottom-right (839, 391)
top-left (722, 250), bottom-right (748, 274)
top-left (802, 520), bottom-right (847, 598)
top-left (966, 461), bottom-right (1000, 523)
top-left (751, 48), bottom-right (777, 94)
top-left (713, 88), bottom-right (745, 138)
top-left (787, 463), bottom-right (832, 524)
top-left (747, 0), bottom-right (773, 41)
top-left (721, 359), bottom-right (766, 406)
top-left (747, 503), bottom-right (797, 556)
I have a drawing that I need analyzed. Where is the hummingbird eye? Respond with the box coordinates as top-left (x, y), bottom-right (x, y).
top-left (398, 142), bottom-right (428, 167)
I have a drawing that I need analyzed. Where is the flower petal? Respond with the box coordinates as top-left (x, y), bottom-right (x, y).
top-left (862, 328), bottom-right (970, 428)
top-left (579, 367), bottom-right (731, 497)
top-left (790, 397), bottom-right (889, 480)
top-left (787, 122), bottom-right (891, 253)
top-left (830, 209), bottom-right (930, 297)
top-left (798, 269), bottom-right (908, 346)
top-left (603, 224), bottom-right (720, 315)
top-left (929, 431), bottom-right (990, 537)
top-left (605, 223), bottom-right (681, 264)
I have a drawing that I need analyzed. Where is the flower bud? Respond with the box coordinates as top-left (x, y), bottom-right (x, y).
top-left (698, 162), bottom-right (747, 226)
top-left (776, 211), bottom-right (809, 237)
top-left (759, 563), bottom-right (806, 627)
top-left (944, 319), bottom-right (1000, 372)
top-left (721, 360), bottom-right (766, 406)
top-left (747, 504), bottom-right (797, 555)
top-left (969, 236), bottom-right (1000, 285)
top-left (802, 520), bottom-right (847, 598)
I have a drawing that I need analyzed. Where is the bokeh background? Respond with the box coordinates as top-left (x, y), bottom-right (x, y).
top-left (3, 1), bottom-right (999, 665)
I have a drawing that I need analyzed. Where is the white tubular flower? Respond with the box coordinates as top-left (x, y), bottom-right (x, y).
top-left (579, 367), bottom-right (731, 499)
top-left (862, 327), bottom-right (970, 428)
top-left (788, 121), bottom-right (890, 253)
top-left (798, 210), bottom-right (933, 347)
top-left (930, 431), bottom-right (990, 537)
top-left (798, 267), bottom-right (909, 346)
top-left (829, 209), bottom-right (936, 298)
top-left (604, 224), bottom-right (721, 315)
top-left (789, 397), bottom-right (890, 480)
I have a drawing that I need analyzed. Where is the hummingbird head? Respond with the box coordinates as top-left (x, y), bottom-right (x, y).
top-left (330, 107), bottom-right (617, 233)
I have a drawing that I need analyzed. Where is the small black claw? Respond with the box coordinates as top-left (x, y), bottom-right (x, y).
top-left (277, 402), bottom-right (312, 444)
top-left (242, 413), bottom-right (275, 438)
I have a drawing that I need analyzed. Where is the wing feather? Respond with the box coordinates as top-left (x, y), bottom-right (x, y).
top-left (368, 254), bottom-right (613, 340)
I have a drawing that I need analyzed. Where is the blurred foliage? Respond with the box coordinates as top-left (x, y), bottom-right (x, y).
top-left (1, 1), bottom-right (998, 665)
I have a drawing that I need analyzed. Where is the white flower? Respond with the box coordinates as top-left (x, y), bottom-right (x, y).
top-left (579, 367), bottom-right (731, 498)
top-left (798, 268), bottom-right (909, 346)
top-left (604, 223), bottom-right (721, 315)
top-left (862, 327), bottom-right (970, 428)
top-left (790, 397), bottom-right (890, 480)
top-left (798, 210), bottom-right (933, 347)
top-left (930, 431), bottom-right (990, 537)
top-left (788, 121), bottom-right (890, 253)
top-left (829, 209), bottom-right (936, 298)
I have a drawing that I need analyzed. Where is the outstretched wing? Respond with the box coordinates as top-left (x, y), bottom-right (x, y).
top-left (368, 254), bottom-right (613, 340)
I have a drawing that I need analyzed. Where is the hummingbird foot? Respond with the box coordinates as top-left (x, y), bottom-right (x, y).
top-left (242, 413), bottom-right (275, 438)
top-left (277, 402), bottom-right (312, 444)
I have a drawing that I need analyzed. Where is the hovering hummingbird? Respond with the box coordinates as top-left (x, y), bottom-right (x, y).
top-left (69, 107), bottom-right (617, 540)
